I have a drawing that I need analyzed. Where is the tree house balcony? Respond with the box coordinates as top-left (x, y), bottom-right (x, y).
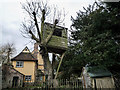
top-left (42, 23), bottom-right (68, 54)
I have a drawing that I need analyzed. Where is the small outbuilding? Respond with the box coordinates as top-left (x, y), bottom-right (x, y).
top-left (2, 64), bottom-right (24, 89)
top-left (81, 66), bottom-right (115, 88)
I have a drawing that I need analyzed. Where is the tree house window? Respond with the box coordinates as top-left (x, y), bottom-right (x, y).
top-left (53, 29), bottom-right (62, 37)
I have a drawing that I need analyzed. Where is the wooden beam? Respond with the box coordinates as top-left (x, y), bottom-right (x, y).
top-left (54, 52), bottom-right (65, 79)
top-left (53, 53), bottom-right (61, 59)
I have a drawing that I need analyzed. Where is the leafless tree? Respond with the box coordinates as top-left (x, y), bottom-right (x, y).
top-left (0, 43), bottom-right (16, 64)
top-left (21, 0), bottom-right (67, 87)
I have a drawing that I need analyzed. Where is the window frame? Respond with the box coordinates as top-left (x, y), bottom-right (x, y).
top-left (16, 61), bottom-right (24, 68)
top-left (25, 75), bottom-right (32, 81)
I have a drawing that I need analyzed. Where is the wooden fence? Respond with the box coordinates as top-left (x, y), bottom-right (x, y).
top-left (23, 77), bottom-right (120, 89)
top-left (24, 79), bottom-right (82, 89)
top-left (58, 79), bottom-right (82, 88)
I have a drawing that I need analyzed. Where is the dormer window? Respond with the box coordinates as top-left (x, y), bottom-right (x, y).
top-left (53, 29), bottom-right (62, 37)
top-left (22, 46), bottom-right (30, 53)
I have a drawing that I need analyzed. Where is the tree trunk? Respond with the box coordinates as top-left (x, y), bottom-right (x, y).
top-left (52, 54), bottom-right (59, 88)
top-left (41, 47), bottom-right (52, 86)
top-left (52, 54), bottom-right (56, 79)
top-left (41, 47), bottom-right (59, 87)
top-left (7, 51), bottom-right (10, 63)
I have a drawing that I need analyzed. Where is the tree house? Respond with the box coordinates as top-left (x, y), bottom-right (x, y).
top-left (42, 22), bottom-right (68, 54)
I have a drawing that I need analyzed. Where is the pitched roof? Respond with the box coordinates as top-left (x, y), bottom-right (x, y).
top-left (84, 66), bottom-right (112, 78)
top-left (11, 46), bottom-right (37, 61)
top-left (3, 64), bottom-right (25, 76)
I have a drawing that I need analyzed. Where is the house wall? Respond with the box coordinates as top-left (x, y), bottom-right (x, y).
top-left (37, 53), bottom-right (44, 68)
top-left (12, 61), bottom-right (36, 82)
top-left (37, 52), bottom-right (45, 72)
top-left (37, 53), bottom-right (45, 81)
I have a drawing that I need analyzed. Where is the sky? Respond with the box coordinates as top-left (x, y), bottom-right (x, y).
top-left (0, 0), bottom-right (95, 57)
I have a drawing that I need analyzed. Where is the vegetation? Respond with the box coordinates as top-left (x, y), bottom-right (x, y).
top-left (60, 1), bottom-right (120, 79)
top-left (0, 43), bottom-right (16, 64)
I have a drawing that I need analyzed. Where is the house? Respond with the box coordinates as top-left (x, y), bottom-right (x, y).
top-left (81, 66), bottom-right (115, 88)
top-left (11, 43), bottom-right (45, 83)
top-left (2, 64), bottom-right (24, 88)
top-left (11, 46), bottom-right (38, 83)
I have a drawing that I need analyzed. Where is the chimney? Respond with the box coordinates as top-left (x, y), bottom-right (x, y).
top-left (34, 43), bottom-right (38, 52)
top-left (32, 43), bottom-right (38, 59)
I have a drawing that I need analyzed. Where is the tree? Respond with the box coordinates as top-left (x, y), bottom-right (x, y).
top-left (21, 0), bottom-right (66, 87)
top-left (0, 43), bottom-right (16, 64)
top-left (60, 1), bottom-right (120, 78)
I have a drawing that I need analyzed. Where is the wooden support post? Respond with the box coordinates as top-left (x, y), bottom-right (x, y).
top-left (55, 53), bottom-right (65, 79)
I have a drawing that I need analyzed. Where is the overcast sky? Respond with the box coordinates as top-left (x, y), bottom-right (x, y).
top-left (0, 0), bottom-right (95, 57)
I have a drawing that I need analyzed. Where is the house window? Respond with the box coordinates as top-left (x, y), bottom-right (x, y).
top-left (25, 75), bottom-right (31, 81)
top-left (53, 29), bottom-right (62, 37)
top-left (16, 61), bottom-right (23, 68)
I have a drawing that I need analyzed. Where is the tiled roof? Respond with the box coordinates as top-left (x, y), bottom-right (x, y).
top-left (11, 53), bottom-right (37, 61)
top-left (11, 46), bottom-right (37, 61)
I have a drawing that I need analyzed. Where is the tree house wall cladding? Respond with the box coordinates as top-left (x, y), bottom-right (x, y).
top-left (43, 23), bottom-right (68, 54)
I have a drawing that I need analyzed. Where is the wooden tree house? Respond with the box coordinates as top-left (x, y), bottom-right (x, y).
top-left (42, 22), bottom-right (68, 54)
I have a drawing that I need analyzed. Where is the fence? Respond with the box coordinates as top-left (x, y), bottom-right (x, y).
top-left (23, 77), bottom-right (120, 89)
top-left (24, 78), bottom-right (82, 89)
top-left (58, 79), bottom-right (82, 88)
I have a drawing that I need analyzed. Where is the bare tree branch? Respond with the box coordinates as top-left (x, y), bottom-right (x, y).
top-left (29, 30), bottom-right (39, 42)
top-left (32, 11), bottom-right (41, 42)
